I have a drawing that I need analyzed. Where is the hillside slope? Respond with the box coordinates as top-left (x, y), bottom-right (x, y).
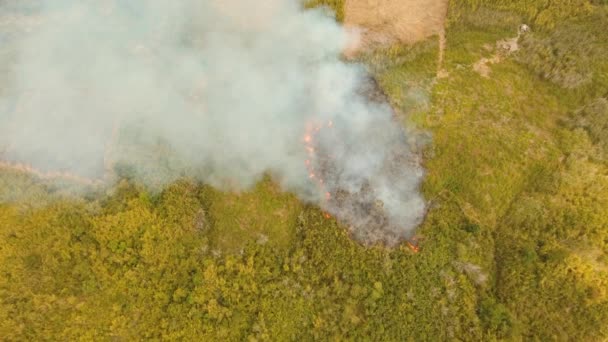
top-left (1, 0), bottom-right (607, 340)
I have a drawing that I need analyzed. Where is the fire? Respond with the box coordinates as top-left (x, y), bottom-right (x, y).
top-left (302, 119), bottom-right (424, 251)
top-left (303, 119), bottom-right (334, 205)
top-left (0, 160), bottom-right (101, 186)
top-left (406, 237), bottom-right (420, 253)
top-left (0, 120), bottom-right (117, 187)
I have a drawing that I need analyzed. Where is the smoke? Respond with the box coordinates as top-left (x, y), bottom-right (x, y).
top-left (0, 0), bottom-right (425, 244)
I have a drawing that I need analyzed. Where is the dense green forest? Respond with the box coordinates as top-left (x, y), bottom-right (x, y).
top-left (1, 0), bottom-right (608, 340)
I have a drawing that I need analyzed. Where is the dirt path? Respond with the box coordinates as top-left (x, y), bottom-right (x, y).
top-left (473, 32), bottom-right (523, 78)
top-left (437, 27), bottom-right (448, 78)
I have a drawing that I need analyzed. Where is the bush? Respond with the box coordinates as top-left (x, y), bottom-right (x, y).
top-left (571, 97), bottom-right (608, 158)
top-left (516, 25), bottom-right (597, 88)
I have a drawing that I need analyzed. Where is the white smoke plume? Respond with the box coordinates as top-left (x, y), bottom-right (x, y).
top-left (0, 0), bottom-right (425, 244)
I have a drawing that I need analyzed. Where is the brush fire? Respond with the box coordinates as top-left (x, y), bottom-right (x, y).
top-left (0, 0), bottom-right (427, 248)
top-left (302, 114), bottom-right (424, 249)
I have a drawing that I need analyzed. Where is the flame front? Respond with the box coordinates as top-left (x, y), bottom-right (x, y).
top-left (303, 120), bottom-right (333, 219)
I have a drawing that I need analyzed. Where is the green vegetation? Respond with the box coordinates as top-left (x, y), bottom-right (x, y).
top-left (1, 1), bottom-right (608, 340)
top-left (571, 98), bottom-right (608, 160)
top-left (304, 0), bottom-right (345, 21)
top-left (450, 0), bottom-right (595, 30)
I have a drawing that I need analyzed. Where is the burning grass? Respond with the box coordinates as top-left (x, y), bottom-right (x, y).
top-left (302, 76), bottom-right (426, 247)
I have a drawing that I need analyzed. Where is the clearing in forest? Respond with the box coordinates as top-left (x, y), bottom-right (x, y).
top-left (344, 0), bottom-right (449, 47)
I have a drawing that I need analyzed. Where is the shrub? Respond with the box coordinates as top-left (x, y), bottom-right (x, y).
top-left (571, 97), bottom-right (608, 158)
top-left (516, 25), bottom-right (597, 88)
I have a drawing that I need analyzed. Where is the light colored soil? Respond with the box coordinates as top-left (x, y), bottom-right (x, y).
top-left (472, 35), bottom-right (521, 78)
top-left (436, 28), bottom-right (448, 78)
top-left (473, 56), bottom-right (502, 78)
top-left (344, 0), bottom-right (449, 48)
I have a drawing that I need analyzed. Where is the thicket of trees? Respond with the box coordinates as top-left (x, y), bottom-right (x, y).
top-left (0, 177), bottom-right (477, 340)
top-left (1, 0), bottom-right (607, 340)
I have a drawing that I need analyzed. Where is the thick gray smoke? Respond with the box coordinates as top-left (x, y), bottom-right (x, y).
top-left (0, 0), bottom-right (425, 243)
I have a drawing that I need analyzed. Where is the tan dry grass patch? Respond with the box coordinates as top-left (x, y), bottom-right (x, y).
top-left (344, 0), bottom-right (448, 49)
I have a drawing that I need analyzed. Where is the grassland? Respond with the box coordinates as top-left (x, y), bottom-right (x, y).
top-left (1, 0), bottom-right (607, 340)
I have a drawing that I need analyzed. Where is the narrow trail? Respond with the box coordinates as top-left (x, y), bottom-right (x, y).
top-left (437, 26), bottom-right (448, 78)
top-left (473, 29), bottom-right (525, 78)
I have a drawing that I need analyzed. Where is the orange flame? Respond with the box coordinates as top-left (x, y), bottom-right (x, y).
top-left (406, 240), bottom-right (420, 253)
top-left (0, 161), bottom-right (101, 186)
top-left (304, 119), bottom-right (336, 218)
